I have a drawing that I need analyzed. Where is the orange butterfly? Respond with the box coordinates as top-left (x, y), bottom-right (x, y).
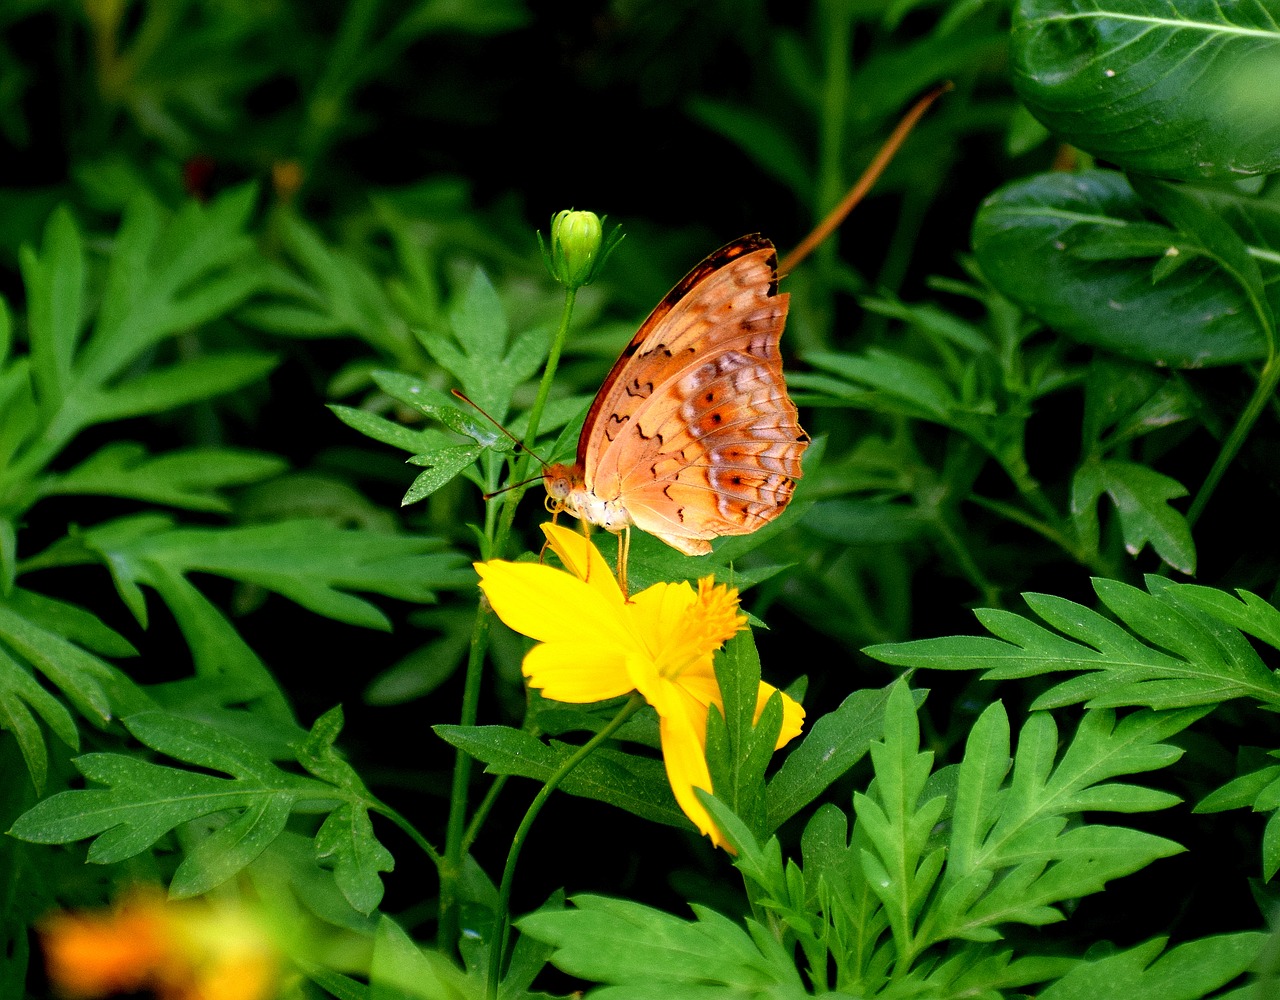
top-left (544, 234), bottom-right (807, 576)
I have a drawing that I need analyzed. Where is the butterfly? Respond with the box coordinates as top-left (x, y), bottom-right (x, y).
top-left (543, 234), bottom-right (807, 576)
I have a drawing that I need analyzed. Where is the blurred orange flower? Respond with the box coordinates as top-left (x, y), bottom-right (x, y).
top-left (40, 889), bottom-right (278, 1000)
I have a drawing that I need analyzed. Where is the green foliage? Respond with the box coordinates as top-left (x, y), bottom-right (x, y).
top-left (9, 707), bottom-right (393, 914)
top-left (3, 0), bottom-right (1280, 998)
top-left (524, 682), bottom-right (1203, 997)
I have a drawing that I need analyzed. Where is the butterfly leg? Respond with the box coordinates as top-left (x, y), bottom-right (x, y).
top-left (617, 525), bottom-right (631, 600)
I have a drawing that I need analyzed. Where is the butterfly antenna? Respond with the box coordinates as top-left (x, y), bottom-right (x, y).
top-left (779, 81), bottom-right (953, 276)
top-left (451, 388), bottom-right (552, 469)
top-left (481, 474), bottom-right (545, 502)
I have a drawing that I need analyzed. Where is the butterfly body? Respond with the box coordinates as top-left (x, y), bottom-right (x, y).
top-left (545, 234), bottom-right (806, 557)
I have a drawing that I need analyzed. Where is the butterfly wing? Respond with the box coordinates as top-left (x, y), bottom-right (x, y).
top-left (581, 235), bottom-right (806, 555)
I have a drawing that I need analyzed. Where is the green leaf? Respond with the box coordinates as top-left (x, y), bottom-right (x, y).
top-left (296, 706), bottom-right (395, 914)
top-left (88, 351), bottom-right (280, 424)
top-left (0, 642), bottom-right (79, 793)
top-left (0, 587), bottom-right (142, 729)
top-left (1013, 0), bottom-right (1280, 180)
top-left (866, 578), bottom-right (1280, 711)
top-left (369, 915), bottom-right (478, 1000)
top-left (766, 682), bottom-right (896, 831)
top-left (78, 186), bottom-right (264, 389)
top-left (18, 205), bottom-right (82, 422)
top-left (415, 267), bottom-right (543, 422)
top-left (243, 212), bottom-right (418, 364)
top-left (46, 442), bottom-right (287, 513)
top-left (7, 710), bottom-right (395, 905)
top-left (8, 713), bottom-right (330, 884)
top-left (371, 370), bottom-right (515, 449)
top-left (1130, 174), bottom-right (1276, 349)
top-left (706, 631), bottom-right (780, 840)
top-left (972, 169), bottom-right (1273, 366)
top-left (686, 98), bottom-right (813, 200)
top-left (854, 680), bottom-right (947, 957)
top-left (1035, 933), bottom-right (1266, 1000)
top-left (328, 404), bottom-right (448, 455)
top-left (926, 708), bottom-right (1192, 945)
top-left (518, 895), bottom-right (809, 1000)
top-left (1071, 460), bottom-right (1195, 574)
top-left (433, 724), bottom-right (691, 830)
top-left (57, 515), bottom-right (474, 631)
top-left (402, 444), bottom-right (487, 505)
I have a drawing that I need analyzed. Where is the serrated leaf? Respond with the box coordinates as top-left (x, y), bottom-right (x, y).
top-left (5, 711), bottom-right (395, 902)
top-left (47, 442), bottom-right (286, 513)
top-left (1035, 933), bottom-right (1266, 1000)
top-left (518, 895), bottom-right (809, 999)
top-left (766, 682), bottom-right (895, 831)
top-left (1071, 460), bottom-right (1195, 574)
top-left (64, 515), bottom-right (473, 631)
top-left (402, 444), bottom-right (487, 505)
top-left (865, 578), bottom-right (1280, 710)
top-left (329, 404), bottom-right (446, 454)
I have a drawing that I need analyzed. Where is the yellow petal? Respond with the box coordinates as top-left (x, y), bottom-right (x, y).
top-left (540, 522), bottom-right (624, 602)
top-left (656, 685), bottom-right (731, 850)
top-left (756, 682), bottom-right (806, 749)
top-left (522, 641), bottom-right (633, 703)
top-left (475, 559), bottom-right (631, 648)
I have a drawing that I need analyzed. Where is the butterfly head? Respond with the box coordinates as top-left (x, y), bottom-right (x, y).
top-left (543, 463), bottom-right (574, 504)
top-left (543, 462), bottom-right (635, 533)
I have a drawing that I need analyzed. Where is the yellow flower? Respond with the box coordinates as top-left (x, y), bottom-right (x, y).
top-left (475, 524), bottom-right (805, 849)
top-left (39, 888), bottom-right (278, 1000)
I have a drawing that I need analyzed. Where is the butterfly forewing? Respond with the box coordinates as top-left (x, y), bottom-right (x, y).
top-left (580, 235), bottom-right (807, 554)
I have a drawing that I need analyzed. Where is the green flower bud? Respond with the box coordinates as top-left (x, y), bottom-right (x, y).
top-left (539, 209), bottom-right (624, 290)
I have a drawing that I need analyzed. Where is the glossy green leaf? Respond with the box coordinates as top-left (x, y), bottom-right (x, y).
top-left (973, 169), bottom-right (1275, 365)
top-left (1013, 0), bottom-right (1280, 179)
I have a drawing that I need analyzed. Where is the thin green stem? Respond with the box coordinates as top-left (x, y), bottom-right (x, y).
top-left (369, 799), bottom-right (444, 868)
top-left (486, 694), bottom-right (646, 999)
top-left (440, 284), bottom-right (580, 955)
top-left (438, 605), bottom-right (491, 954)
top-left (493, 287), bottom-right (577, 557)
top-left (462, 774), bottom-right (509, 856)
top-left (1187, 353), bottom-right (1280, 526)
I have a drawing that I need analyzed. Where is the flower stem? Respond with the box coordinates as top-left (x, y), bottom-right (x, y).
top-left (441, 286), bottom-right (580, 955)
top-left (486, 694), bottom-right (646, 999)
top-left (369, 799), bottom-right (443, 868)
top-left (1187, 353), bottom-right (1280, 526)
top-left (493, 286), bottom-right (577, 557)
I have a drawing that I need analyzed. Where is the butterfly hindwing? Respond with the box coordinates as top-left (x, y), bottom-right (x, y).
top-left (582, 236), bottom-right (805, 552)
